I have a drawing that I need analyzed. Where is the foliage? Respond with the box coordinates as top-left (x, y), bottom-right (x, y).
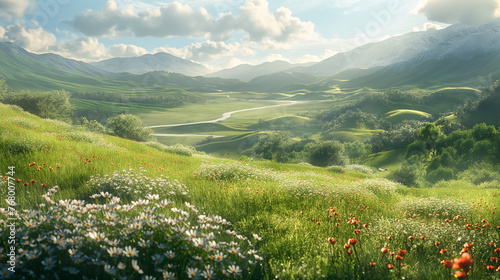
top-left (307, 140), bottom-right (348, 167)
top-left (194, 161), bottom-right (277, 181)
top-left (251, 132), bottom-right (297, 163)
top-left (370, 120), bottom-right (426, 153)
top-left (343, 164), bottom-right (375, 175)
top-left (77, 117), bottom-right (105, 133)
top-left (344, 140), bottom-right (372, 160)
top-left (0, 88), bottom-right (73, 122)
top-left (106, 114), bottom-right (154, 142)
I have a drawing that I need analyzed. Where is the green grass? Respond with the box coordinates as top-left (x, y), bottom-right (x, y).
top-left (361, 149), bottom-right (406, 173)
top-left (1, 103), bottom-right (500, 279)
top-left (385, 109), bottom-right (432, 123)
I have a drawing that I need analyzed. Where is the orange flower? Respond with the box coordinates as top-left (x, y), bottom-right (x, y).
top-left (490, 242), bottom-right (495, 247)
top-left (487, 265), bottom-right (495, 271)
top-left (395, 255), bottom-right (403, 260)
top-left (354, 229), bottom-right (361, 235)
top-left (348, 238), bottom-right (358, 245)
top-left (398, 249), bottom-right (406, 257)
top-left (435, 241), bottom-right (441, 246)
top-left (495, 248), bottom-right (500, 254)
top-left (408, 236), bottom-right (415, 240)
top-left (387, 264), bottom-right (394, 269)
top-left (381, 248), bottom-right (389, 254)
top-left (328, 238), bottom-right (336, 245)
top-left (442, 260), bottom-right (453, 269)
top-left (491, 257), bottom-right (498, 263)
top-left (346, 249), bottom-right (352, 255)
top-left (369, 262), bottom-right (376, 267)
top-left (344, 243), bottom-right (351, 249)
top-left (454, 271), bottom-right (466, 279)
top-left (453, 252), bottom-right (473, 273)
top-left (420, 235), bottom-right (425, 240)
top-left (440, 249), bottom-right (448, 254)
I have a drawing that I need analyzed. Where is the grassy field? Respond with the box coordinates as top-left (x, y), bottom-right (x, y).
top-left (1, 103), bottom-right (499, 279)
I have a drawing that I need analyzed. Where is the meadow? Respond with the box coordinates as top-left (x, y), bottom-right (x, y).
top-left (1, 103), bottom-right (499, 279)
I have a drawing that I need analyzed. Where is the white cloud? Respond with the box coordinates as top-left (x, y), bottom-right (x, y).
top-left (49, 37), bottom-right (110, 61)
top-left (418, 0), bottom-right (500, 25)
top-left (108, 44), bottom-right (148, 57)
top-left (0, 26), bottom-right (5, 38)
top-left (67, 0), bottom-right (317, 43)
top-left (155, 40), bottom-right (256, 62)
top-left (2, 24), bottom-right (57, 52)
top-left (0, 0), bottom-right (30, 20)
top-left (265, 53), bottom-right (289, 62)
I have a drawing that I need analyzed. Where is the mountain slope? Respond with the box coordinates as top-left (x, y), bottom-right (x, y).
top-left (295, 18), bottom-right (500, 77)
top-left (206, 60), bottom-right (313, 81)
top-left (92, 53), bottom-right (210, 76)
top-left (343, 49), bottom-right (500, 89)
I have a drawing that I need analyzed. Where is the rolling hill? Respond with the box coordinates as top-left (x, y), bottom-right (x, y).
top-left (207, 60), bottom-right (314, 81)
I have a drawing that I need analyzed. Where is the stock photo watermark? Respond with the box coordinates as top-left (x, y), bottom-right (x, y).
top-left (5, 166), bottom-right (18, 273)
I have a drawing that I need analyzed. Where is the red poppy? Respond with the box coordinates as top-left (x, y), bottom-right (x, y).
top-left (420, 236), bottom-right (425, 240)
top-left (16, 179), bottom-right (21, 183)
top-left (346, 249), bottom-right (353, 255)
top-left (398, 249), bottom-right (406, 257)
top-left (491, 257), bottom-right (499, 263)
top-left (487, 265), bottom-right (495, 271)
top-left (453, 252), bottom-right (473, 273)
top-left (387, 264), bottom-right (394, 269)
top-left (328, 238), bottom-right (336, 245)
top-left (30, 179), bottom-right (36, 184)
top-left (440, 249), bottom-right (448, 254)
top-left (395, 255), bottom-right (403, 260)
top-left (495, 248), bottom-right (500, 254)
top-left (442, 260), bottom-right (453, 269)
top-left (369, 262), bottom-right (375, 267)
top-left (408, 236), bottom-right (415, 240)
top-left (354, 229), bottom-right (361, 235)
top-left (23, 182), bottom-right (28, 186)
top-left (454, 271), bottom-right (466, 279)
top-left (348, 238), bottom-right (358, 245)
top-left (381, 248), bottom-right (389, 254)
top-left (435, 242), bottom-right (441, 246)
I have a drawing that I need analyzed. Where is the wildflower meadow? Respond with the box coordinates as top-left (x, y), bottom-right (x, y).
top-left (1, 103), bottom-right (500, 279)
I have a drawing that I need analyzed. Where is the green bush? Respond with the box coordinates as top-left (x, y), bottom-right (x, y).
top-left (307, 140), bottom-right (348, 167)
top-left (145, 142), bottom-right (197, 156)
top-left (107, 114), bottom-right (154, 142)
top-left (426, 166), bottom-right (454, 183)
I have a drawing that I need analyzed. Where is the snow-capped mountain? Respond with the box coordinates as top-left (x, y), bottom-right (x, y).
top-left (91, 52), bottom-right (210, 76)
top-left (295, 17), bottom-right (500, 76)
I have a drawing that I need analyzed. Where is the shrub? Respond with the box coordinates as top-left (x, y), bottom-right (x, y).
top-left (107, 114), bottom-right (154, 142)
top-left (307, 140), bottom-right (348, 167)
top-left (426, 166), bottom-right (454, 183)
top-left (457, 165), bottom-right (500, 185)
top-left (325, 165), bottom-right (345, 173)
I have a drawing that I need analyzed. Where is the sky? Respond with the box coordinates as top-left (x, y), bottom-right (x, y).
top-left (0, 0), bottom-right (499, 70)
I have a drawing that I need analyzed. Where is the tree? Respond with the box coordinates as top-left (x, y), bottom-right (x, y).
top-left (106, 114), bottom-right (154, 142)
top-left (417, 123), bottom-right (442, 156)
top-left (252, 132), bottom-right (295, 163)
top-left (307, 141), bottom-right (348, 167)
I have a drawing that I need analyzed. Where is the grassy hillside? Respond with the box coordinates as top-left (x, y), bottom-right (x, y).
top-left (1, 103), bottom-right (499, 279)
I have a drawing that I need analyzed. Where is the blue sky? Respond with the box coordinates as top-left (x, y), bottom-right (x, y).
top-left (1, 0), bottom-right (499, 70)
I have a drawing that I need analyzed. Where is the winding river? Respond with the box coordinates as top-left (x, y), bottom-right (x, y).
top-left (147, 100), bottom-right (299, 137)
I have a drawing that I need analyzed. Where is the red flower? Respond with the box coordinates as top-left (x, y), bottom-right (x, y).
top-left (381, 248), bottom-right (389, 254)
top-left (387, 264), bottom-right (394, 269)
top-left (354, 229), bottom-right (361, 235)
top-left (453, 252), bottom-right (473, 273)
top-left (346, 249), bottom-right (353, 255)
top-left (348, 238), bottom-right (358, 245)
top-left (395, 255), bottom-right (403, 260)
top-left (23, 182), bottom-right (28, 186)
top-left (328, 238), bottom-right (336, 245)
top-left (317, 222), bottom-right (321, 225)
top-left (490, 242), bottom-right (495, 247)
top-left (495, 248), bottom-right (500, 254)
top-left (454, 271), bottom-right (466, 279)
top-left (369, 262), bottom-right (376, 267)
top-left (344, 243), bottom-right (351, 249)
top-left (398, 249), bottom-right (406, 257)
top-left (442, 260), bottom-right (453, 269)
top-left (420, 235), bottom-right (425, 240)
top-left (30, 179), bottom-right (36, 184)
top-left (491, 257), bottom-right (499, 263)
top-left (408, 236), bottom-right (415, 240)
top-left (435, 242), bottom-right (441, 246)
top-left (487, 265), bottom-right (495, 271)
top-left (41, 183), bottom-right (46, 187)
top-left (440, 249), bottom-right (448, 254)
top-left (16, 178), bottom-right (21, 183)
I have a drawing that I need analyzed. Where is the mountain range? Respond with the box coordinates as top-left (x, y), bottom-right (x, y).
top-left (91, 53), bottom-right (210, 76)
top-left (1, 18), bottom-right (500, 92)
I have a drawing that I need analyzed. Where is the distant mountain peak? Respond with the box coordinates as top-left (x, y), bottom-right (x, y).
top-left (91, 52), bottom-right (209, 76)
